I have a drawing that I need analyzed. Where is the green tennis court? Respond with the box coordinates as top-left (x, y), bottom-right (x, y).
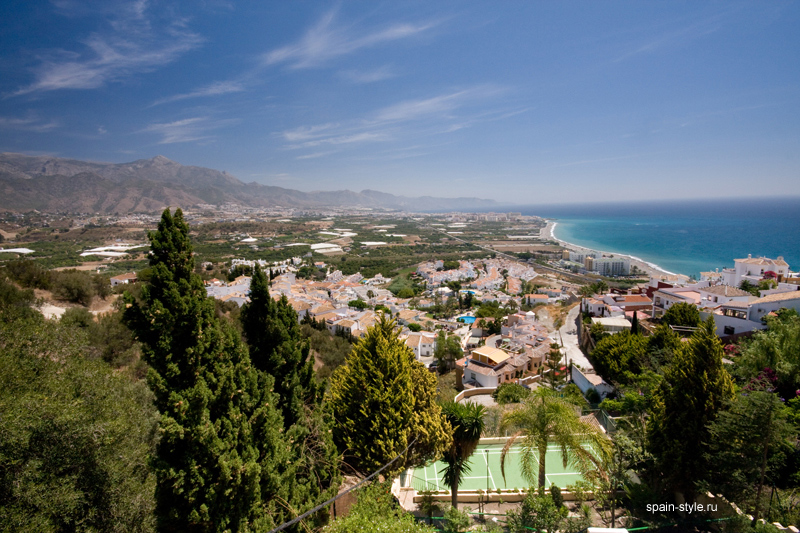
top-left (408, 442), bottom-right (598, 492)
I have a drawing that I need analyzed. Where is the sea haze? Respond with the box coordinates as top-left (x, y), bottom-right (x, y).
top-left (517, 197), bottom-right (800, 279)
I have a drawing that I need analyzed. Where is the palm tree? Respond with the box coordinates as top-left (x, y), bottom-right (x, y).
top-left (578, 285), bottom-right (594, 314)
top-left (499, 387), bottom-right (609, 490)
top-left (592, 280), bottom-right (609, 295)
top-left (440, 401), bottom-right (486, 509)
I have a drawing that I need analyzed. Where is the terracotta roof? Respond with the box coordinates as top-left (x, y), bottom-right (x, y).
top-left (700, 285), bottom-right (751, 297)
top-left (721, 301), bottom-right (750, 309)
top-left (616, 295), bottom-right (651, 303)
top-left (750, 290), bottom-right (800, 305)
top-left (471, 346), bottom-right (511, 365)
top-left (463, 362), bottom-right (498, 377)
top-left (111, 272), bottom-right (138, 281)
top-left (735, 257), bottom-right (789, 267)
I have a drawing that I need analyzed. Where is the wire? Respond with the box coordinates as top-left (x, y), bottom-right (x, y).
top-left (266, 438), bottom-right (418, 533)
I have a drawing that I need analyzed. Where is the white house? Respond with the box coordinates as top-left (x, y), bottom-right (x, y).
top-left (696, 284), bottom-right (753, 308)
top-left (651, 287), bottom-right (703, 319)
top-left (591, 316), bottom-right (632, 334)
top-left (571, 366), bottom-right (614, 399)
top-left (746, 290), bottom-right (800, 322)
top-left (456, 346), bottom-right (533, 389)
top-left (110, 272), bottom-right (137, 286)
top-left (704, 289), bottom-right (800, 337)
top-left (405, 332), bottom-right (436, 360)
top-left (720, 255), bottom-right (790, 287)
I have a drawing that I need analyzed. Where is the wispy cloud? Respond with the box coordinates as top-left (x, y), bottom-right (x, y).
top-left (149, 80), bottom-right (246, 107)
top-left (12, 1), bottom-right (202, 96)
top-left (550, 153), bottom-right (645, 169)
top-left (612, 10), bottom-right (737, 63)
top-left (264, 10), bottom-right (437, 69)
top-left (278, 86), bottom-right (510, 157)
top-left (0, 115), bottom-right (60, 132)
top-left (296, 150), bottom-right (339, 160)
top-left (339, 65), bottom-right (397, 84)
top-left (141, 116), bottom-right (237, 144)
top-left (375, 86), bottom-right (504, 122)
top-left (282, 123), bottom-right (340, 142)
top-left (287, 131), bottom-right (389, 150)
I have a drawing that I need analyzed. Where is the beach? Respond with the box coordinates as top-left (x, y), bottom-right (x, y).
top-left (542, 220), bottom-right (682, 280)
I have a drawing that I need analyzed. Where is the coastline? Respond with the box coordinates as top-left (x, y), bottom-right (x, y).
top-left (542, 219), bottom-right (681, 279)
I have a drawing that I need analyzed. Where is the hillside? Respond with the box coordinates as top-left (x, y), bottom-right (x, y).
top-left (0, 153), bottom-right (498, 213)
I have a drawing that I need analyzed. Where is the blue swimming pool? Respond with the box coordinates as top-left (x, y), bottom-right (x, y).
top-left (456, 316), bottom-right (476, 324)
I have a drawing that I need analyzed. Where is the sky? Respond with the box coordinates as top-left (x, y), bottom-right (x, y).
top-left (1, 1), bottom-right (799, 203)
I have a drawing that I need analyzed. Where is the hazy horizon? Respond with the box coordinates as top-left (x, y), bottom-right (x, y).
top-left (2, 1), bottom-right (799, 203)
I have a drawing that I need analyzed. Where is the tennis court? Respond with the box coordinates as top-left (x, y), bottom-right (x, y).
top-left (409, 442), bottom-right (598, 493)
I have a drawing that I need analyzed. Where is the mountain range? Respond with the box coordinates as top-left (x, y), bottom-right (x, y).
top-left (0, 153), bottom-right (498, 214)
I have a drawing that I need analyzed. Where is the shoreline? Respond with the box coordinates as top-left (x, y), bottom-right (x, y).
top-left (542, 219), bottom-right (682, 279)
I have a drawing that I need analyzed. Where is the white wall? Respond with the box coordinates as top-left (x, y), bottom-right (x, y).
top-left (701, 311), bottom-right (766, 337)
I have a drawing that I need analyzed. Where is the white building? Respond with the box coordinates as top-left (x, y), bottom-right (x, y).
top-left (587, 256), bottom-right (630, 276)
top-left (591, 316), bottom-right (632, 334)
top-left (720, 255), bottom-right (790, 287)
top-left (405, 332), bottom-right (437, 360)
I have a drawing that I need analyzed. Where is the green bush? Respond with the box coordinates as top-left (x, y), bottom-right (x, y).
top-left (0, 313), bottom-right (158, 532)
top-left (549, 484), bottom-right (563, 508)
top-left (5, 259), bottom-right (51, 289)
top-left (442, 505), bottom-right (472, 533)
top-left (492, 383), bottom-right (531, 405)
top-left (50, 270), bottom-right (95, 306)
top-left (323, 482), bottom-right (435, 533)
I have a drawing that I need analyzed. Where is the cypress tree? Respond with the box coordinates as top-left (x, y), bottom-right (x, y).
top-left (124, 208), bottom-right (288, 532)
top-left (647, 317), bottom-right (734, 499)
top-left (240, 265), bottom-right (319, 426)
top-left (328, 315), bottom-right (451, 476)
top-left (240, 265), bottom-right (340, 528)
top-left (630, 311), bottom-right (639, 335)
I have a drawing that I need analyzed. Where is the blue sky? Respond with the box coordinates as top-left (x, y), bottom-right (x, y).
top-left (1, 1), bottom-right (799, 203)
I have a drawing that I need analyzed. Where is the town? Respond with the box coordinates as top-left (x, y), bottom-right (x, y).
top-left (3, 206), bottom-right (799, 532)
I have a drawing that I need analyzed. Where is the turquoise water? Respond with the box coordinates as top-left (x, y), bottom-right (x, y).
top-left (516, 197), bottom-right (800, 279)
top-left (457, 316), bottom-right (476, 324)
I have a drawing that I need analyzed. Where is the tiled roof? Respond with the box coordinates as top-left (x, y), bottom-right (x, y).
top-left (735, 257), bottom-right (789, 267)
top-left (750, 290), bottom-right (800, 305)
top-left (701, 285), bottom-right (751, 297)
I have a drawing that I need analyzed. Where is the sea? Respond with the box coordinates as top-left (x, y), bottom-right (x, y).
top-left (512, 197), bottom-right (800, 279)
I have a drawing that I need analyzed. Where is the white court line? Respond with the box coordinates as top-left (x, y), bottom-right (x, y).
top-left (483, 451), bottom-right (497, 491)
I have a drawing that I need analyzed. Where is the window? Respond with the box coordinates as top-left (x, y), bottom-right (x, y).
top-left (470, 372), bottom-right (476, 380)
top-left (723, 326), bottom-right (735, 335)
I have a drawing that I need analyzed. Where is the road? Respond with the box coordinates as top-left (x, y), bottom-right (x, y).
top-left (558, 304), bottom-right (593, 371)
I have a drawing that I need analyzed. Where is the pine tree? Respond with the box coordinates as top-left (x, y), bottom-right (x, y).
top-left (647, 318), bottom-right (734, 499)
top-left (542, 343), bottom-right (567, 389)
top-left (328, 315), bottom-right (452, 476)
top-left (124, 208), bottom-right (288, 532)
top-left (239, 265), bottom-right (340, 529)
top-left (241, 265), bottom-right (319, 426)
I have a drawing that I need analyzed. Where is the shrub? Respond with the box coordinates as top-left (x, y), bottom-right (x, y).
top-left (442, 505), bottom-right (472, 533)
top-left (51, 270), bottom-right (95, 306)
top-left (492, 383), bottom-right (531, 405)
top-left (550, 484), bottom-right (564, 508)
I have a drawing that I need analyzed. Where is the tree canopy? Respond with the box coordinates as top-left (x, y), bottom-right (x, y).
top-left (500, 387), bottom-right (609, 489)
top-left (440, 401), bottom-right (485, 508)
top-left (328, 315), bottom-right (451, 476)
top-left (0, 313), bottom-right (158, 533)
top-left (661, 302), bottom-right (701, 328)
top-left (647, 318), bottom-right (734, 498)
top-left (124, 208), bottom-right (290, 531)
